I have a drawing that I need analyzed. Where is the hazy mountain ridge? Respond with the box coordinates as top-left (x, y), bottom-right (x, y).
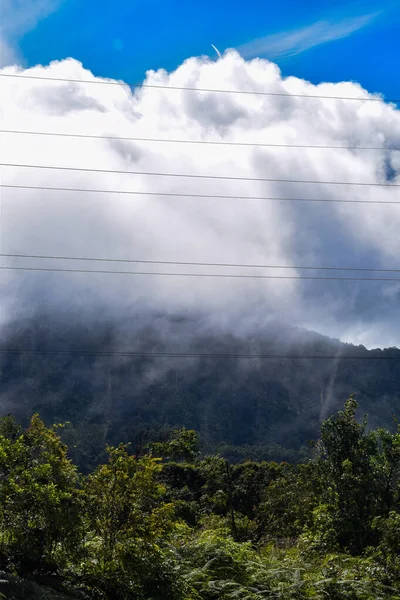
top-left (1, 311), bottom-right (399, 467)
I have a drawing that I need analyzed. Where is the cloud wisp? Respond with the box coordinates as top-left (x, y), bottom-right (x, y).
top-left (0, 0), bottom-right (63, 66)
top-left (238, 12), bottom-right (380, 59)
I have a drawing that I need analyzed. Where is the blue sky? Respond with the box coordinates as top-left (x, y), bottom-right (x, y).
top-left (2, 0), bottom-right (400, 97)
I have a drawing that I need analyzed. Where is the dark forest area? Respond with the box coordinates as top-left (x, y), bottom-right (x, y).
top-left (1, 313), bottom-right (399, 471)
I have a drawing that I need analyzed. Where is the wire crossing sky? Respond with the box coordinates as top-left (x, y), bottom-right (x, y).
top-left (0, 71), bottom-right (398, 103)
top-left (2, 128), bottom-right (399, 151)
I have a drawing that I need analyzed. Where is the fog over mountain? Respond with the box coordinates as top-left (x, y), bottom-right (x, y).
top-left (1, 51), bottom-right (400, 459)
top-left (1, 309), bottom-right (399, 469)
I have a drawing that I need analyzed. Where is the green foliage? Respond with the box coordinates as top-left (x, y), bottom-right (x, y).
top-left (255, 463), bottom-right (317, 542)
top-left (81, 444), bottom-right (183, 598)
top-left (371, 511), bottom-right (400, 581)
top-left (178, 531), bottom-right (398, 600)
top-left (1, 400), bottom-right (400, 599)
top-left (150, 428), bottom-right (199, 462)
top-left (310, 395), bottom-right (400, 554)
top-left (0, 414), bottom-right (82, 574)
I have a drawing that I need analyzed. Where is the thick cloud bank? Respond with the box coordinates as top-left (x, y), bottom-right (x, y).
top-left (1, 51), bottom-right (400, 347)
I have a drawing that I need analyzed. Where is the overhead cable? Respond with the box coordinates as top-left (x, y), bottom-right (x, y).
top-left (1, 183), bottom-right (398, 205)
top-left (0, 72), bottom-right (396, 103)
top-left (1, 163), bottom-right (399, 187)
top-left (1, 129), bottom-right (398, 152)
top-left (0, 348), bottom-right (398, 360)
top-left (2, 252), bottom-right (400, 273)
top-left (2, 264), bottom-right (400, 281)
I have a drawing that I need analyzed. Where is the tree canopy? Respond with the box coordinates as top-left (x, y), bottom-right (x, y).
top-left (1, 398), bottom-right (400, 599)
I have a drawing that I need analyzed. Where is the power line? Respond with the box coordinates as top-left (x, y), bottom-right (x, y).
top-left (0, 71), bottom-right (396, 104)
top-left (2, 264), bottom-right (400, 281)
top-left (1, 183), bottom-right (399, 205)
top-left (2, 252), bottom-right (400, 274)
top-left (1, 163), bottom-right (399, 187)
top-left (0, 348), bottom-right (398, 360)
top-left (1, 129), bottom-right (398, 152)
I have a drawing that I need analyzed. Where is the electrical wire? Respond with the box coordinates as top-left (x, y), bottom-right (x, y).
top-left (1, 129), bottom-right (398, 152)
top-left (1, 183), bottom-right (398, 205)
top-left (1, 163), bottom-right (399, 187)
top-left (2, 252), bottom-right (399, 273)
top-left (0, 348), bottom-right (398, 360)
top-left (0, 71), bottom-right (396, 103)
top-left (2, 264), bottom-right (400, 281)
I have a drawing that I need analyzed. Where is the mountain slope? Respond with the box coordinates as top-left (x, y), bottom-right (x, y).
top-left (1, 311), bottom-right (399, 468)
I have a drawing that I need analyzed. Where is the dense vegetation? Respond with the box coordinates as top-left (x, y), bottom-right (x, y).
top-left (1, 313), bottom-right (400, 470)
top-left (1, 396), bottom-right (400, 599)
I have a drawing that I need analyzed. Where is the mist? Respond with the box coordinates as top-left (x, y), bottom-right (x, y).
top-left (1, 50), bottom-right (400, 349)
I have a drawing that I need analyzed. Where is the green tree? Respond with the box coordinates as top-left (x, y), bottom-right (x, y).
top-left (311, 396), bottom-right (400, 553)
top-left (83, 443), bottom-right (184, 599)
top-left (150, 427), bottom-right (199, 462)
top-left (0, 414), bottom-right (81, 573)
top-left (255, 463), bottom-right (316, 543)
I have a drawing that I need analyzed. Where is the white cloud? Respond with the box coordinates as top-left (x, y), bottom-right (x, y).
top-left (1, 51), bottom-right (400, 348)
top-left (238, 12), bottom-right (380, 59)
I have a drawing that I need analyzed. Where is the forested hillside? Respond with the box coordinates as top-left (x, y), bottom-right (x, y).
top-left (1, 312), bottom-right (399, 469)
top-left (1, 398), bottom-right (400, 599)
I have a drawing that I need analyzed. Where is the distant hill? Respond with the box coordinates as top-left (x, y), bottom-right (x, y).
top-left (1, 311), bottom-right (399, 469)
